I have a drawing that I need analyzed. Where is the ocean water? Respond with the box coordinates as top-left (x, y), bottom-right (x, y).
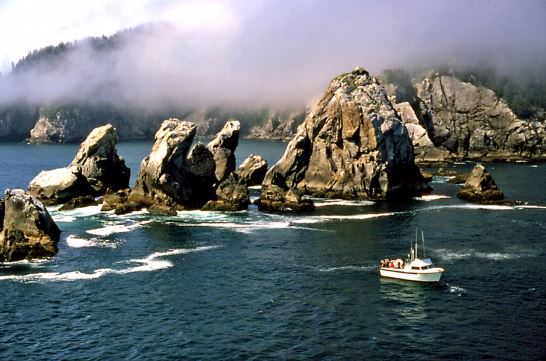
top-left (0, 141), bottom-right (545, 360)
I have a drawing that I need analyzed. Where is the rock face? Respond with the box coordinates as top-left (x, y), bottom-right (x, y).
top-left (0, 189), bottom-right (60, 262)
top-left (457, 164), bottom-right (504, 202)
top-left (207, 120), bottom-right (240, 182)
top-left (236, 154), bottom-right (268, 186)
top-left (202, 174), bottom-right (250, 211)
top-left (0, 106), bottom-right (38, 141)
top-left (28, 124), bottom-right (129, 205)
top-left (28, 166), bottom-right (90, 205)
top-left (69, 124), bottom-right (130, 193)
top-left (131, 119), bottom-right (200, 208)
top-left (131, 118), bottom-right (244, 210)
top-left (394, 102), bottom-right (451, 163)
top-left (259, 67), bottom-right (430, 210)
top-left (414, 72), bottom-right (546, 161)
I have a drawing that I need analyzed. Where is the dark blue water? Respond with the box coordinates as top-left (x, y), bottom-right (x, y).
top-left (0, 141), bottom-right (545, 360)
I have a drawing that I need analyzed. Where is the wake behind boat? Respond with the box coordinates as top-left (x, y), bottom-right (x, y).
top-left (380, 231), bottom-right (444, 283)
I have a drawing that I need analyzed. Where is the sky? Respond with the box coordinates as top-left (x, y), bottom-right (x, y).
top-left (0, 0), bottom-right (545, 108)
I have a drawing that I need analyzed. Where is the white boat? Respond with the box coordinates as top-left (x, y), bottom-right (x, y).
top-left (380, 231), bottom-right (444, 283)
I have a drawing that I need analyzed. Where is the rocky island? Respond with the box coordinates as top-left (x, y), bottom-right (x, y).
top-left (259, 67), bottom-right (431, 211)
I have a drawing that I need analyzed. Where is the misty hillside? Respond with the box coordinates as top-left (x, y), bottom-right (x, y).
top-left (0, 24), bottom-right (545, 143)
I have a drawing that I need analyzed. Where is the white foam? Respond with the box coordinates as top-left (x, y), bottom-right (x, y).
top-left (313, 199), bottom-right (375, 207)
top-left (448, 285), bottom-right (466, 294)
top-left (86, 220), bottom-right (152, 236)
top-left (530, 165), bottom-right (538, 168)
top-left (61, 205), bottom-right (103, 217)
top-left (426, 204), bottom-right (514, 212)
top-left (431, 176), bottom-right (453, 184)
top-left (52, 215), bottom-right (77, 223)
top-left (248, 185), bottom-right (262, 190)
top-left (435, 248), bottom-right (536, 262)
top-left (0, 246), bottom-right (218, 283)
top-left (0, 258), bottom-right (51, 266)
top-left (66, 235), bottom-right (97, 248)
top-left (317, 265), bottom-right (375, 272)
top-left (291, 212), bottom-right (396, 224)
top-left (413, 195), bottom-right (450, 202)
top-left (516, 205), bottom-right (546, 210)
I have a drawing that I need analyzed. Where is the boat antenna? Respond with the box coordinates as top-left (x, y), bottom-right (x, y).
top-left (415, 231), bottom-right (419, 258)
top-left (422, 230), bottom-right (426, 258)
top-left (414, 229), bottom-right (418, 259)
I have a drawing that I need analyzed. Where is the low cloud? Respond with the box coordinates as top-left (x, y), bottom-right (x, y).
top-left (1, 0), bottom-right (545, 111)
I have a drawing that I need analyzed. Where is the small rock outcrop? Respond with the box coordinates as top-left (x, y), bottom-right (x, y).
top-left (0, 189), bottom-right (60, 262)
top-left (259, 67), bottom-right (430, 211)
top-left (236, 155), bottom-right (268, 186)
top-left (457, 164), bottom-right (504, 202)
top-left (130, 118), bottom-right (244, 210)
top-left (69, 124), bottom-right (130, 194)
top-left (202, 174), bottom-right (250, 211)
top-left (28, 124), bottom-right (129, 205)
top-left (28, 166), bottom-right (90, 205)
top-left (414, 72), bottom-right (546, 161)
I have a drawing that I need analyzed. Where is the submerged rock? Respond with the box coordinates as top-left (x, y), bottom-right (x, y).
top-left (59, 195), bottom-right (99, 211)
top-left (0, 189), bottom-right (60, 262)
top-left (236, 154), bottom-right (268, 186)
top-left (259, 66), bottom-right (430, 211)
top-left (457, 164), bottom-right (504, 202)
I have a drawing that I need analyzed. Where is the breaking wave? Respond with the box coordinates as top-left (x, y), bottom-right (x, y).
top-left (0, 246), bottom-right (219, 283)
top-left (312, 198), bottom-right (375, 207)
top-left (86, 220), bottom-right (152, 236)
top-left (65, 234), bottom-right (118, 249)
top-left (413, 195), bottom-right (450, 202)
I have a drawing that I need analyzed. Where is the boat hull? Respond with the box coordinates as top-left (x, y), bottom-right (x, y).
top-left (380, 268), bottom-right (443, 283)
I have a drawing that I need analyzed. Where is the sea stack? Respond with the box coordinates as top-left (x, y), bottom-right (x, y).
top-left (130, 118), bottom-right (246, 211)
top-left (259, 66), bottom-right (430, 211)
top-left (28, 124), bottom-right (130, 205)
top-left (457, 164), bottom-right (504, 202)
top-left (0, 189), bottom-right (60, 262)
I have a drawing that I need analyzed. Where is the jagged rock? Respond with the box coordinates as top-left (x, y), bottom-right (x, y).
top-left (236, 155), bottom-right (268, 186)
top-left (28, 124), bottom-right (129, 206)
top-left (28, 166), bottom-right (90, 205)
top-left (130, 119), bottom-right (199, 208)
top-left (202, 174), bottom-right (250, 211)
top-left (260, 67), bottom-right (431, 211)
top-left (186, 143), bottom-right (217, 190)
top-left (69, 124), bottom-right (130, 194)
top-left (0, 189), bottom-right (60, 262)
top-left (457, 164), bottom-right (504, 202)
top-left (414, 72), bottom-right (546, 161)
top-left (207, 120), bottom-right (240, 182)
top-left (59, 195), bottom-right (98, 211)
top-left (148, 204), bottom-right (177, 216)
